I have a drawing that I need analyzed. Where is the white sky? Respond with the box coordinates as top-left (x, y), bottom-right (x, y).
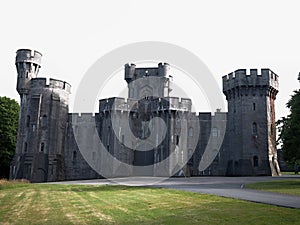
top-left (0, 0), bottom-right (299, 119)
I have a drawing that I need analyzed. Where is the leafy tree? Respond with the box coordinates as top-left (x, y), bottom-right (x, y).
top-left (277, 85), bottom-right (300, 167)
top-left (0, 96), bottom-right (19, 178)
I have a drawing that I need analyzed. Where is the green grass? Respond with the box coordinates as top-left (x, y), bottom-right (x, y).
top-left (0, 181), bottom-right (300, 225)
top-left (246, 179), bottom-right (300, 196)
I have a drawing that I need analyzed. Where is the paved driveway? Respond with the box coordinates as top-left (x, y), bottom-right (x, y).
top-left (49, 176), bottom-right (300, 209)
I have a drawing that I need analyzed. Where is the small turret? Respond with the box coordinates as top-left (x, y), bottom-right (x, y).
top-left (16, 49), bottom-right (42, 95)
top-left (125, 63), bottom-right (136, 83)
top-left (158, 62), bottom-right (169, 77)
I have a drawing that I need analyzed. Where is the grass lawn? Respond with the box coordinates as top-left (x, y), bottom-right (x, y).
top-left (246, 179), bottom-right (300, 196)
top-left (0, 181), bottom-right (300, 225)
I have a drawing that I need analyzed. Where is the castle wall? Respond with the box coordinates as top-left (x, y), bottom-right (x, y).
top-left (63, 113), bottom-right (102, 180)
top-left (11, 53), bottom-right (281, 181)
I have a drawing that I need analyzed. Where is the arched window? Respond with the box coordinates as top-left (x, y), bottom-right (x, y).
top-left (188, 127), bottom-right (194, 137)
top-left (40, 142), bottom-right (45, 152)
top-left (252, 122), bottom-right (257, 135)
top-left (24, 142), bottom-right (27, 153)
top-left (253, 156), bottom-right (259, 167)
top-left (73, 151), bottom-right (77, 160)
top-left (176, 135), bottom-right (179, 145)
top-left (26, 115), bottom-right (30, 127)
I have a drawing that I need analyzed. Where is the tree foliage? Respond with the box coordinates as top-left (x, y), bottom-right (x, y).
top-left (277, 89), bottom-right (300, 167)
top-left (0, 96), bottom-right (19, 178)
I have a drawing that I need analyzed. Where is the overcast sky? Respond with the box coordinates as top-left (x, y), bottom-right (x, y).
top-left (0, 0), bottom-right (299, 119)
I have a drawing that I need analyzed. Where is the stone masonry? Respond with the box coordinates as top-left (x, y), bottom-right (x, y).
top-left (10, 49), bottom-right (281, 182)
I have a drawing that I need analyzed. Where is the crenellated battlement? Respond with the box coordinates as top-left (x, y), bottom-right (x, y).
top-left (69, 113), bottom-right (97, 124)
top-left (29, 77), bottom-right (71, 93)
top-left (98, 96), bottom-right (192, 112)
top-left (222, 68), bottom-right (279, 92)
top-left (125, 62), bottom-right (170, 83)
top-left (16, 49), bottom-right (42, 65)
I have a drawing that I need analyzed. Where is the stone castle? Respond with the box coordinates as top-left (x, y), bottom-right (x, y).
top-left (10, 49), bottom-right (281, 182)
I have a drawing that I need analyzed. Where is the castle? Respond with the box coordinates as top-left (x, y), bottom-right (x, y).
top-left (10, 49), bottom-right (281, 182)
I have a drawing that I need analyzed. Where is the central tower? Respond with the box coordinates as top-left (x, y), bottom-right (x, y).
top-left (125, 62), bottom-right (171, 99)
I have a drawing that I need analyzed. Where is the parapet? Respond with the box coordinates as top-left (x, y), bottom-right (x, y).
top-left (222, 68), bottom-right (279, 92)
top-left (99, 97), bottom-right (128, 112)
top-left (160, 97), bottom-right (191, 111)
top-left (69, 113), bottom-right (96, 124)
top-left (98, 96), bottom-right (191, 112)
top-left (16, 49), bottom-right (42, 65)
top-left (49, 78), bottom-right (71, 93)
top-left (124, 62), bottom-right (170, 83)
top-left (29, 77), bottom-right (71, 93)
top-left (198, 112), bottom-right (212, 120)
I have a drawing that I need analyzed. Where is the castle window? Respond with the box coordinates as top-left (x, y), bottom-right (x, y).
top-left (26, 116), bottom-right (30, 127)
top-left (24, 142), bottom-right (27, 153)
top-left (252, 122), bottom-right (257, 135)
top-left (73, 151), bottom-right (77, 160)
top-left (40, 142), bottom-right (45, 152)
top-left (212, 127), bottom-right (219, 137)
top-left (253, 156), bottom-right (259, 167)
top-left (253, 103), bottom-right (256, 111)
top-left (176, 135), bottom-right (179, 145)
top-left (188, 127), bottom-right (194, 137)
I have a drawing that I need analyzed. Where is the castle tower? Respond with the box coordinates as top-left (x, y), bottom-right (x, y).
top-left (16, 49), bottom-right (42, 95)
top-left (125, 62), bottom-right (171, 99)
top-left (10, 49), bottom-right (71, 182)
top-left (223, 69), bottom-right (281, 176)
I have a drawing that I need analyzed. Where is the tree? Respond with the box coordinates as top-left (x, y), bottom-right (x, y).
top-left (277, 88), bottom-right (300, 167)
top-left (0, 96), bottom-right (19, 178)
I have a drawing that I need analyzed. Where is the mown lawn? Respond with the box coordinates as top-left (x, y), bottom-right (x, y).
top-left (0, 181), bottom-right (299, 225)
top-left (246, 179), bottom-right (300, 196)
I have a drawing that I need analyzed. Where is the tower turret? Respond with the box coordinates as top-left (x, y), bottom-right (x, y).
top-left (11, 49), bottom-right (71, 182)
top-left (125, 63), bottom-right (171, 99)
top-left (16, 49), bottom-right (42, 95)
top-left (222, 68), bottom-right (280, 176)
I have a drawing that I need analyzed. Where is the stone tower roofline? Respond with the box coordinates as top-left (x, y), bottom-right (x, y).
top-left (98, 96), bottom-right (191, 112)
top-left (16, 49), bottom-right (42, 65)
top-left (29, 77), bottom-right (71, 93)
top-left (16, 49), bottom-right (43, 95)
top-left (125, 62), bottom-right (170, 82)
top-left (222, 68), bottom-right (279, 93)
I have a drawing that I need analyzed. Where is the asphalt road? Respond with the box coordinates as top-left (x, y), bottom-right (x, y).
top-left (49, 175), bottom-right (300, 209)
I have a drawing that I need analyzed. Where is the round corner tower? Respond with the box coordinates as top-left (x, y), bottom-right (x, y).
top-left (222, 69), bottom-right (280, 176)
top-left (11, 49), bottom-right (71, 182)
